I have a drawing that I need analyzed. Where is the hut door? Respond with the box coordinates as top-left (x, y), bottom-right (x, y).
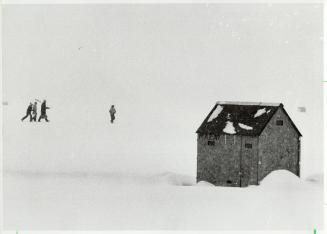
top-left (240, 140), bottom-right (255, 187)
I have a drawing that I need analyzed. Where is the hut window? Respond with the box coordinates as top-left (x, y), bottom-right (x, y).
top-left (245, 143), bottom-right (252, 149)
top-left (208, 140), bottom-right (215, 146)
top-left (226, 180), bottom-right (232, 184)
top-left (276, 120), bottom-right (283, 126)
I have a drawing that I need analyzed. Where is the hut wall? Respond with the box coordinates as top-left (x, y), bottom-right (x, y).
top-left (258, 108), bottom-right (300, 182)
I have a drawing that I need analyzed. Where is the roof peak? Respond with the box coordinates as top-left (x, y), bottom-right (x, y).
top-left (215, 101), bottom-right (281, 107)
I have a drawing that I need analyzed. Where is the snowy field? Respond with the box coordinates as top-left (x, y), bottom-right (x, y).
top-left (2, 4), bottom-right (324, 231)
top-left (3, 170), bottom-right (323, 230)
top-left (3, 110), bottom-right (324, 230)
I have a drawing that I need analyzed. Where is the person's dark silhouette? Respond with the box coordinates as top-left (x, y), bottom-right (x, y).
top-left (31, 102), bottom-right (38, 122)
top-left (109, 105), bottom-right (116, 123)
top-left (38, 100), bottom-right (50, 122)
top-left (21, 103), bottom-right (33, 122)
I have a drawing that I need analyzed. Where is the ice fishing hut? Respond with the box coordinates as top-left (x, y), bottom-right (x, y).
top-left (196, 102), bottom-right (302, 187)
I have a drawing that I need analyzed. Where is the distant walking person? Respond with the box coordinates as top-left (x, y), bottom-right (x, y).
top-left (38, 100), bottom-right (50, 122)
top-left (109, 105), bottom-right (116, 123)
top-left (21, 102), bottom-right (33, 122)
top-left (31, 102), bottom-right (38, 122)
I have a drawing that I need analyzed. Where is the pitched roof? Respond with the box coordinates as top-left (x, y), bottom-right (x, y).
top-left (196, 102), bottom-right (301, 136)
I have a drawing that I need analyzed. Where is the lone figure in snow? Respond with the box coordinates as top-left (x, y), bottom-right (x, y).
top-left (109, 105), bottom-right (116, 123)
top-left (21, 102), bottom-right (33, 122)
top-left (38, 100), bottom-right (50, 122)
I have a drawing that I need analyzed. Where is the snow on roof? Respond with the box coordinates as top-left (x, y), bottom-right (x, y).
top-left (197, 102), bottom-right (301, 136)
top-left (216, 101), bottom-right (280, 106)
top-left (223, 121), bottom-right (236, 134)
top-left (254, 108), bottom-right (266, 118)
top-left (208, 105), bottom-right (223, 122)
top-left (238, 123), bottom-right (253, 130)
top-left (197, 103), bottom-right (280, 136)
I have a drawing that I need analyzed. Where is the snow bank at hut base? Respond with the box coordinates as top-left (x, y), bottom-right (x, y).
top-left (196, 180), bottom-right (215, 186)
top-left (3, 170), bottom-right (323, 230)
top-left (260, 169), bottom-right (303, 188)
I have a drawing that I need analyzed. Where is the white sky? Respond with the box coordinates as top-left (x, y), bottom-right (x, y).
top-left (2, 4), bottom-right (323, 177)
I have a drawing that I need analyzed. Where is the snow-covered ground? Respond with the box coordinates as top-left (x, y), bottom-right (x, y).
top-left (3, 170), bottom-right (323, 230)
top-left (2, 4), bottom-right (324, 231)
top-left (2, 102), bottom-right (324, 230)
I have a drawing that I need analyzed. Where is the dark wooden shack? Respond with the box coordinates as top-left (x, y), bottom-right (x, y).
top-left (196, 102), bottom-right (302, 187)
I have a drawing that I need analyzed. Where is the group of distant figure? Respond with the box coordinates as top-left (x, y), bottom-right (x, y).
top-left (21, 101), bottom-right (117, 124)
top-left (21, 99), bottom-right (50, 122)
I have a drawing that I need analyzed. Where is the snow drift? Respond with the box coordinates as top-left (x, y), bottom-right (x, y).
top-left (260, 169), bottom-right (302, 188)
top-left (152, 172), bottom-right (195, 186)
top-left (3, 170), bottom-right (323, 230)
